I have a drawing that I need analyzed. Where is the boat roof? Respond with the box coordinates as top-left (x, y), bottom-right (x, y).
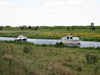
top-left (66, 35), bottom-right (72, 37)
top-left (18, 35), bottom-right (27, 38)
top-left (61, 36), bottom-right (80, 40)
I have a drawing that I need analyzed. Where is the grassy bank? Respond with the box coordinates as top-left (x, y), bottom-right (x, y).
top-left (0, 41), bottom-right (100, 75)
top-left (0, 26), bottom-right (100, 41)
top-left (0, 31), bottom-right (100, 42)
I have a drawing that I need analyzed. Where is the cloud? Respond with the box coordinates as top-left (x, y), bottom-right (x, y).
top-left (68, 0), bottom-right (83, 5)
top-left (0, 0), bottom-right (100, 26)
top-left (0, 0), bottom-right (12, 7)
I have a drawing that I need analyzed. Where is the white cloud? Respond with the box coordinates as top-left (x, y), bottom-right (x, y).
top-left (68, 0), bottom-right (83, 5)
top-left (0, 0), bottom-right (12, 7)
top-left (0, 0), bottom-right (100, 26)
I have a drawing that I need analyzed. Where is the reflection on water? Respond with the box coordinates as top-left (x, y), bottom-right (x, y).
top-left (0, 37), bottom-right (100, 48)
top-left (80, 41), bottom-right (100, 48)
top-left (27, 38), bottom-right (57, 45)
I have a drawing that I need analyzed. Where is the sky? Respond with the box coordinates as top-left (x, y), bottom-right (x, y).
top-left (0, 0), bottom-right (100, 27)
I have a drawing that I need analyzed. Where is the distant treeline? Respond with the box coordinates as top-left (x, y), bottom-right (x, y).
top-left (0, 25), bottom-right (100, 30)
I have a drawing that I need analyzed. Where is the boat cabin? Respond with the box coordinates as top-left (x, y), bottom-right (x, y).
top-left (61, 36), bottom-right (79, 40)
top-left (57, 36), bottom-right (80, 45)
top-left (14, 35), bottom-right (27, 41)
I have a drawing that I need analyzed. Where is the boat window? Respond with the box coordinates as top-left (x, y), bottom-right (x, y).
top-left (70, 37), bottom-right (73, 39)
top-left (67, 37), bottom-right (69, 39)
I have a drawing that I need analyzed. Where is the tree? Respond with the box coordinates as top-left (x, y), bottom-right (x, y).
top-left (67, 27), bottom-right (70, 31)
top-left (21, 27), bottom-right (24, 30)
top-left (50, 27), bottom-right (53, 30)
top-left (5, 25), bottom-right (11, 27)
top-left (72, 26), bottom-right (75, 30)
top-left (0, 26), bottom-right (3, 30)
top-left (28, 26), bottom-right (32, 29)
top-left (92, 27), bottom-right (95, 30)
top-left (20, 25), bottom-right (27, 30)
top-left (34, 26), bottom-right (39, 30)
top-left (90, 22), bottom-right (95, 30)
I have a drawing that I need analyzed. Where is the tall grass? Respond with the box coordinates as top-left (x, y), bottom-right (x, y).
top-left (0, 42), bottom-right (100, 75)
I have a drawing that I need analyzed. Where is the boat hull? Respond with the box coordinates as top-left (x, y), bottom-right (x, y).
top-left (14, 39), bottom-right (27, 41)
top-left (14, 35), bottom-right (27, 42)
top-left (57, 40), bottom-right (80, 45)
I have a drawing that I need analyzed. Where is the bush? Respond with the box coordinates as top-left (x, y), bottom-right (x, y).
top-left (23, 46), bottom-right (32, 53)
top-left (76, 67), bottom-right (82, 71)
top-left (56, 42), bottom-right (65, 47)
top-left (0, 27), bottom-right (2, 30)
top-left (2, 54), bottom-right (13, 66)
top-left (41, 44), bottom-right (47, 47)
top-left (94, 66), bottom-right (99, 73)
top-left (21, 27), bottom-right (24, 30)
top-left (85, 54), bottom-right (98, 64)
top-left (34, 26), bottom-right (39, 30)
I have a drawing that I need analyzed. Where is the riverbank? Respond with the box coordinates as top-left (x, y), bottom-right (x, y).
top-left (0, 31), bottom-right (100, 42)
top-left (0, 41), bottom-right (100, 49)
top-left (0, 37), bottom-right (100, 48)
top-left (0, 41), bottom-right (100, 75)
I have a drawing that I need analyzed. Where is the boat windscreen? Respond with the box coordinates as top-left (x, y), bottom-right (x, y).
top-left (62, 37), bottom-right (66, 40)
top-left (70, 37), bottom-right (73, 39)
top-left (18, 35), bottom-right (27, 38)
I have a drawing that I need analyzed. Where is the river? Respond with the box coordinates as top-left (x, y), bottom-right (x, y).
top-left (0, 37), bottom-right (100, 48)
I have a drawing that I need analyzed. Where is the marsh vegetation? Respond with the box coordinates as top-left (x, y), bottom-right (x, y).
top-left (0, 41), bottom-right (100, 75)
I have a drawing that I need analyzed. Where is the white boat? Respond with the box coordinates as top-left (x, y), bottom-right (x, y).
top-left (14, 35), bottom-right (27, 41)
top-left (57, 36), bottom-right (80, 45)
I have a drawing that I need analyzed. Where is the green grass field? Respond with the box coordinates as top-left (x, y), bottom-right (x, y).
top-left (0, 26), bottom-right (100, 41)
top-left (0, 41), bottom-right (100, 75)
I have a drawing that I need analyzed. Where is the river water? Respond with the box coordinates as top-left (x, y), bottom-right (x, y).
top-left (0, 37), bottom-right (100, 48)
